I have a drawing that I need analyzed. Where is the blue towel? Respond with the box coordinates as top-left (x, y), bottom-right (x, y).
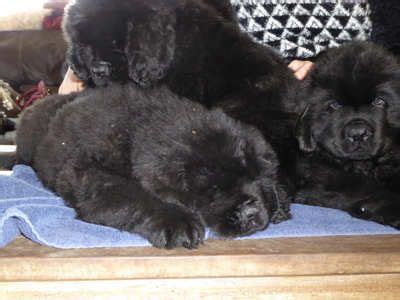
top-left (0, 165), bottom-right (398, 249)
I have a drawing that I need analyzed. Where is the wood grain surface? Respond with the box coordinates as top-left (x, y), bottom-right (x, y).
top-left (1, 235), bottom-right (399, 299)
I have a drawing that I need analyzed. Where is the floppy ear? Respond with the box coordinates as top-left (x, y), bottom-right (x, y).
top-left (124, 14), bottom-right (176, 87)
top-left (66, 44), bottom-right (92, 84)
top-left (295, 105), bottom-right (317, 152)
top-left (386, 74), bottom-right (400, 128)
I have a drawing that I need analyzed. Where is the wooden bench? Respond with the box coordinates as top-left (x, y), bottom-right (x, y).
top-left (1, 150), bottom-right (399, 298)
top-left (1, 235), bottom-right (399, 298)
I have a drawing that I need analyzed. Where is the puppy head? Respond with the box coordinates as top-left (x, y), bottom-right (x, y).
top-left (297, 42), bottom-right (400, 162)
top-left (176, 111), bottom-right (290, 237)
top-left (131, 92), bottom-right (290, 238)
top-left (63, 1), bottom-right (130, 86)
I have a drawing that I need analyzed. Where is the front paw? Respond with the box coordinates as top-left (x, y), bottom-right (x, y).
top-left (146, 208), bottom-right (205, 249)
top-left (269, 185), bottom-right (291, 224)
top-left (350, 199), bottom-right (400, 229)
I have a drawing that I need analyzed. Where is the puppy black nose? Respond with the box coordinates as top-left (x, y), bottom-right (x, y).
top-left (233, 197), bottom-right (269, 233)
top-left (344, 121), bottom-right (373, 143)
top-left (91, 61), bottom-right (111, 78)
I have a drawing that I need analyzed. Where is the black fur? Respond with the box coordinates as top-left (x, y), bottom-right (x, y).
top-left (17, 85), bottom-right (290, 249)
top-left (294, 42), bottom-right (400, 229)
top-left (63, 0), bottom-right (298, 105)
top-left (62, 0), bottom-right (243, 89)
top-left (370, 0), bottom-right (400, 56)
top-left (62, 0), bottom-right (302, 186)
top-left (63, 1), bottom-right (400, 229)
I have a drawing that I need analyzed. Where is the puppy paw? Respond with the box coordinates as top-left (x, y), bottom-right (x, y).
top-left (147, 208), bottom-right (205, 249)
top-left (270, 185), bottom-right (292, 224)
top-left (350, 199), bottom-right (400, 229)
top-left (271, 207), bottom-right (291, 224)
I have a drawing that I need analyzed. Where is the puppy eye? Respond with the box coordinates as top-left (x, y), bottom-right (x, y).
top-left (329, 101), bottom-right (342, 111)
top-left (372, 97), bottom-right (386, 108)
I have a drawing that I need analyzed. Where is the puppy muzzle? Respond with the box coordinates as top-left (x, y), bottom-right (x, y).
top-left (341, 120), bottom-right (377, 159)
top-left (229, 197), bottom-right (270, 236)
top-left (343, 120), bottom-right (374, 143)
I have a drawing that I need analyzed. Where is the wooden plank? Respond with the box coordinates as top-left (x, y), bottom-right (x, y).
top-left (1, 274), bottom-right (399, 299)
top-left (1, 235), bottom-right (399, 281)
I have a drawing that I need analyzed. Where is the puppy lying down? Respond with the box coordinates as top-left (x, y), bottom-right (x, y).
top-left (61, 0), bottom-right (398, 230)
top-left (16, 85), bottom-right (290, 249)
top-left (295, 42), bottom-right (400, 229)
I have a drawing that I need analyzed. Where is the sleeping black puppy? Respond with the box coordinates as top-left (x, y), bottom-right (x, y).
top-left (294, 42), bottom-right (400, 229)
top-left (16, 85), bottom-right (290, 249)
top-left (62, 0), bottom-right (301, 187)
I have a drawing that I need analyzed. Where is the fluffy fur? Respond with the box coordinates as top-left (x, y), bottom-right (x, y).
top-left (294, 42), bottom-right (400, 229)
top-left (62, 0), bottom-right (241, 89)
top-left (16, 84), bottom-right (290, 249)
top-left (63, 0), bottom-right (297, 103)
top-left (370, 0), bottom-right (400, 56)
top-left (63, 0), bottom-right (400, 228)
top-left (62, 0), bottom-right (301, 181)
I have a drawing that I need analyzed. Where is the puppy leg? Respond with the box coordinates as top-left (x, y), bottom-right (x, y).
top-left (16, 93), bottom-right (77, 165)
top-left (56, 164), bottom-right (205, 249)
top-left (349, 192), bottom-right (400, 229)
top-left (295, 188), bottom-right (400, 229)
top-left (294, 188), bottom-right (362, 211)
top-left (269, 185), bottom-right (292, 224)
top-left (66, 45), bottom-right (93, 84)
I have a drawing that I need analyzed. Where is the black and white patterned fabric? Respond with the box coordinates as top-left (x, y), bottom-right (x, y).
top-left (231, 0), bottom-right (372, 59)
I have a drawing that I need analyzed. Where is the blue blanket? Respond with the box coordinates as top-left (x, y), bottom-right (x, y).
top-left (0, 165), bottom-right (398, 249)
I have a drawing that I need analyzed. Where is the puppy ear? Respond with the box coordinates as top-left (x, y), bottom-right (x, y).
top-left (124, 14), bottom-right (176, 87)
top-left (295, 105), bottom-right (317, 152)
top-left (386, 75), bottom-right (400, 128)
top-left (237, 133), bottom-right (280, 179)
top-left (66, 45), bottom-right (92, 84)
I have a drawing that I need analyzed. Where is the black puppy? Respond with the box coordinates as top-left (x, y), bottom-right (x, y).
top-left (63, 0), bottom-right (301, 184)
top-left (17, 85), bottom-right (290, 249)
top-left (62, 0), bottom-right (254, 91)
top-left (63, 1), bottom-right (399, 228)
top-left (63, 1), bottom-right (299, 114)
top-left (294, 42), bottom-right (400, 229)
